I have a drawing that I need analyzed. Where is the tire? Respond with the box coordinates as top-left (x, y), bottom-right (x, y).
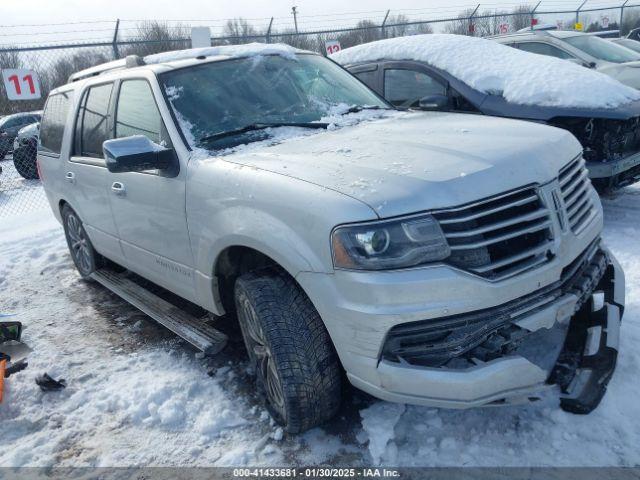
top-left (61, 204), bottom-right (103, 279)
top-left (13, 150), bottom-right (39, 179)
top-left (234, 270), bottom-right (342, 433)
top-left (0, 149), bottom-right (7, 160)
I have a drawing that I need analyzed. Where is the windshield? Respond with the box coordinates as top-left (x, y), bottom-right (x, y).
top-left (564, 35), bottom-right (640, 63)
top-left (613, 38), bottom-right (640, 54)
top-left (160, 53), bottom-right (388, 150)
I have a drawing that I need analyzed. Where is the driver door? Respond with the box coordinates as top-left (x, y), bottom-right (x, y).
top-left (382, 62), bottom-right (448, 109)
top-left (106, 77), bottom-right (196, 301)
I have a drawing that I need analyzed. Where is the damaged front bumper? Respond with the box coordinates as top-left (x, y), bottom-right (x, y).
top-left (346, 243), bottom-right (624, 410)
top-left (587, 152), bottom-right (640, 189)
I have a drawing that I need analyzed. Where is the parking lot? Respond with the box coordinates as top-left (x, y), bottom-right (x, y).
top-left (0, 181), bottom-right (638, 467)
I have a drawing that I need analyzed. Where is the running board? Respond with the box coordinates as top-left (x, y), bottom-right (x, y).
top-left (91, 269), bottom-right (227, 356)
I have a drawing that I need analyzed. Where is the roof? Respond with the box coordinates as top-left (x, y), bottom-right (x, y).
top-left (331, 34), bottom-right (640, 109)
top-left (66, 43), bottom-right (310, 85)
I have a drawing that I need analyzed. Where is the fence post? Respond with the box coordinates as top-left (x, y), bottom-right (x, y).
top-left (576, 1), bottom-right (587, 28)
top-left (266, 17), bottom-right (273, 43)
top-left (112, 19), bottom-right (120, 59)
top-left (530, 1), bottom-right (541, 30)
top-left (292, 6), bottom-right (299, 37)
top-left (469, 4), bottom-right (480, 36)
top-left (381, 10), bottom-right (390, 39)
top-left (620, 0), bottom-right (630, 35)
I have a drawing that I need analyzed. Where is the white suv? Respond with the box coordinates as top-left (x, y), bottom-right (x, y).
top-left (492, 31), bottom-right (640, 89)
top-left (37, 44), bottom-right (624, 432)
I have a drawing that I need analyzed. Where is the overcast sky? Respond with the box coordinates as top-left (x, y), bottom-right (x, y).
top-left (0, 0), bottom-right (629, 46)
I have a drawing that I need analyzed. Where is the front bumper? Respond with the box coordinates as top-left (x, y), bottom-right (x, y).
top-left (298, 240), bottom-right (623, 410)
top-left (587, 151), bottom-right (640, 188)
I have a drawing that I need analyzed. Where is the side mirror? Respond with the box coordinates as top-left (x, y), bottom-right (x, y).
top-left (103, 136), bottom-right (175, 174)
top-left (418, 94), bottom-right (449, 111)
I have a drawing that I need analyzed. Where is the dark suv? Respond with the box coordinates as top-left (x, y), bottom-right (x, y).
top-left (0, 112), bottom-right (41, 159)
top-left (334, 37), bottom-right (640, 190)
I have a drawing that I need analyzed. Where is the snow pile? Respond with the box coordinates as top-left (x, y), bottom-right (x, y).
top-left (145, 43), bottom-right (305, 65)
top-left (359, 402), bottom-right (405, 464)
top-left (331, 34), bottom-right (640, 108)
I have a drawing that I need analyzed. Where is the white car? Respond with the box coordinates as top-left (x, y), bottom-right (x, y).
top-left (492, 30), bottom-right (640, 89)
top-left (37, 44), bottom-right (624, 432)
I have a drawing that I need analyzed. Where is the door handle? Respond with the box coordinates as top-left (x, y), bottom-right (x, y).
top-left (111, 182), bottom-right (126, 196)
top-left (65, 171), bottom-right (75, 184)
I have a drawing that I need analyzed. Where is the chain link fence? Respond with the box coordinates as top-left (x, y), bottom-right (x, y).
top-left (3, 3), bottom-right (640, 218)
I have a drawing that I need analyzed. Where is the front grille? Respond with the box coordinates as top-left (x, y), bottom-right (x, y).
top-left (432, 186), bottom-right (554, 281)
top-left (559, 157), bottom-right (596, 233)
top-left (382, 241), bottom-right (606, 369)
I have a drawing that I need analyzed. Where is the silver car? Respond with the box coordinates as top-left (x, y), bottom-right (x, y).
top-left (38, 45), bottom-right (624, 432)
top-left (492, 31), bottom-right (640, 89)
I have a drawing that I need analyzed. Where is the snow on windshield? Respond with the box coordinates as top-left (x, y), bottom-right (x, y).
top-left (145, 42), bottom-right (304, 64)
top-left (331, 34), bottom-right (640, 109)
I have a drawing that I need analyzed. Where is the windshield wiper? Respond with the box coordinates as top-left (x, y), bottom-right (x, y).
top-left (199, 122), bottom-right (329, 144)
top-left (339, 105), bottom-right (388, 115)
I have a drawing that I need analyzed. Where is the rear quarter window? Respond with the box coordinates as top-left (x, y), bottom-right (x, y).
top-left (40, 91), bottom-right (73, 155)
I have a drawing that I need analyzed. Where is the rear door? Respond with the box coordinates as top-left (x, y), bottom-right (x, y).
top-left (106, 77), bottom-right (196, 300)
top-left (65, 81), bottom-right (123, 262)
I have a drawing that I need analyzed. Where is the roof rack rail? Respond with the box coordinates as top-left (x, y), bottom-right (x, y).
top-left (68, 55), bottom-right (146, 83)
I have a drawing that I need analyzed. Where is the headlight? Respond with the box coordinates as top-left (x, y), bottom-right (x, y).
top-left (331, 214), bottom-right (450, 270)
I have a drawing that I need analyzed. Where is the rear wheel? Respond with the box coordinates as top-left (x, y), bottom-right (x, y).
top-left (61, 205), bottom-right (103, 279)
top-left (234, 270), bottom-right (342, 433)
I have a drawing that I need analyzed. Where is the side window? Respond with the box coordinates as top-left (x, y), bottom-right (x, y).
top-left (115, 80), bottom-right (171, 147)
top-left (40, 91), bottom-right (73, 155)
top-left (76, 83), bottom-right (113, 158)
top-left (17, 116), bottom-right (31, 127)
top-left (2, 117), bottom-right (18, 129)
top-left (517, 42), bottom-right (574, 59)
top-left (353, 69), bottom-right (378, 90)
top-left (384, 69), bottom-right (446, 108)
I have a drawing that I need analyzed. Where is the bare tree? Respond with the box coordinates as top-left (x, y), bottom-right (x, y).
top-left (223, 18), bottom-right (259, 45)
top-left (336, 20), bottom-right (382, 49)
top-left (622, 9), bottom-right (640, 35)
top-left (122, 21), bottom-right (190, 57)
top-left (510, 5), bottom-right (536, 32)
top-left (444, 9), bottom-right (477, 36)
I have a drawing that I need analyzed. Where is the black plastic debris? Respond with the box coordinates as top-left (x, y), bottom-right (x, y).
top-left (35, 373), bottom-right (67, 392)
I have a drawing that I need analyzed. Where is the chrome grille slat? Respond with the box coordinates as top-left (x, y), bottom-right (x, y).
top-left (448, 219), bottom-right (552, 250)
top-left (472, 241), bottom-right (554, 273)
top-left (443, 209), bottom-right (549, 239)
top-left (559, 158), bottom-right (586, 186)
top-left (437, 195), bottom-right (538, 225)
top-left (564, 179), bottom-right (590, 208)
top-left (432, 186), bottom-right (553, 280)
top-left (559, 157), bottom-right (595, 233)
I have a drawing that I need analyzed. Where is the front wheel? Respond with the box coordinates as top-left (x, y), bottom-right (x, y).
top-left (62, 204), bottom-right (103, 279)
top-left (235, 270), bottom-right (342, 433)
top-left (13, 150), bottom-right (39, 179)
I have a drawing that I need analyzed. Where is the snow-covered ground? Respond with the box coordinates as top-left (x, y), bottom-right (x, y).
top-left (0, 156), bottom-right (49, 218)
top-left (0, 185), bottom-right (639, 467)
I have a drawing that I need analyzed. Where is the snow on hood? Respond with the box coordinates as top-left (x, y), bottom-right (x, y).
top-left (331, 34), bottom-right (640, 109)
top-left (220, 111), bottom-right (582, 217)
top-left (145, 42), bottom-right (307, 64)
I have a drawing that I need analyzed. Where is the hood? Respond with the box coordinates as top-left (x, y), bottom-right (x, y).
top-left (17, 122), bottom-right (39, 139)
top-left (597, 62), bottom-right (640, 89)
top-left (220, 112), bottom-right (582, 218)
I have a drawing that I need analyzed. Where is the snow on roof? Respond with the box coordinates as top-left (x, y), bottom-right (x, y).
top-left (331, 34), bottom-right (640, 109)
top-left (144, 42), bottom-right (308, 65)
